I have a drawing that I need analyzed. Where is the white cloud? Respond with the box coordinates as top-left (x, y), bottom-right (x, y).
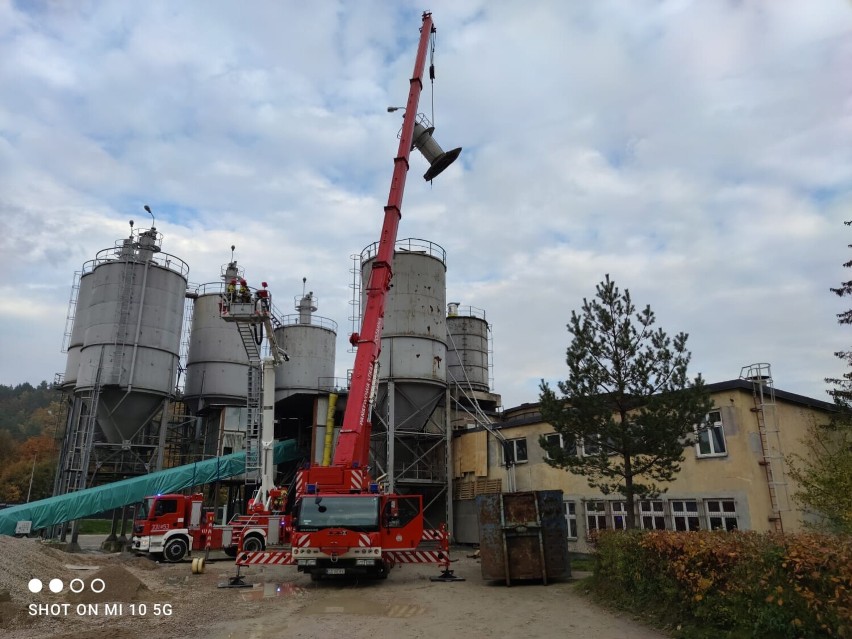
top-left (1, 0), bottom-right (850, 412)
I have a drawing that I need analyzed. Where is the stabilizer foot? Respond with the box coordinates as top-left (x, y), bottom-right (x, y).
top-left (430, 568), bottom-right (465, 582)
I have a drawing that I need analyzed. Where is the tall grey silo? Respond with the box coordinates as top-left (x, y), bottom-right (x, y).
top-left (446, 303), bottom-right (501, 425)
top-left (55, 224), bottom-right (188, 499)
top-left (360, 238), bottom-right (449, 530)
top-left (184, 261), bottom-right (251, 458)
top-left (274, 290), bottom-right (338, 463)
top-left (446, 304), bottom-right (490, 392)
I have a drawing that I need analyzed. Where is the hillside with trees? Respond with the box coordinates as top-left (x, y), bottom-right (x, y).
top-left (0, 382), bottom-right (63, 503)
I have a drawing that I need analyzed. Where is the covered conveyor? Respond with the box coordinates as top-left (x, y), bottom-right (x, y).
top-left (0, 440), bottom-right (299, 536)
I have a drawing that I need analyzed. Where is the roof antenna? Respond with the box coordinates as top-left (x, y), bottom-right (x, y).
top-left (231, 245), bottom-right (236, 262)
top-left (143, 204), bottom-right (155, 228)
top-left (302, 277), bottom-right (307, 297)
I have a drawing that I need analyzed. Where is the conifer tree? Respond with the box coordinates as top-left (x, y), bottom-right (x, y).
top-left (539, 275), bottom-right (712, 529)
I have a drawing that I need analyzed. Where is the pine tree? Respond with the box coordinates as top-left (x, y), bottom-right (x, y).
top-left (539, 275), bottom-right (712, 529)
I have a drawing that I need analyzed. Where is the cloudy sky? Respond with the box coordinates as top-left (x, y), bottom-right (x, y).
top-left (1, 0), bottom-right (851, 410)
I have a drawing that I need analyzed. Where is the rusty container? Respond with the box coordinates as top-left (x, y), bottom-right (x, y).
top-left (476, 490), bottom-right (570, 585)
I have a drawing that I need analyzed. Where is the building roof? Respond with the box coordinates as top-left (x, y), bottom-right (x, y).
top-left (479, 379), bottom-right (837, 434)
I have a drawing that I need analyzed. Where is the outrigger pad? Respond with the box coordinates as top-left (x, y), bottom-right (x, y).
top-left (430, 568), bottom-right (465, 582)
top-left (218, 572), bottom-right (253, 589)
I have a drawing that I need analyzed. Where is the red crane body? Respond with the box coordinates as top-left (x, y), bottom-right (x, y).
top-left (302, 11), bottom-right (436, 490)
top-left (279, 12), bottom-right (461, 581)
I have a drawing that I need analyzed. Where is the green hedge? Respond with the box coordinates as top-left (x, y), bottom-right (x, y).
top-left (591, 530), bottom-right (851, 639)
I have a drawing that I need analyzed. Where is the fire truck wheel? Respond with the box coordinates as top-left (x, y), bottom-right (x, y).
top-left (242, 534), bottom-right (265, 552)
top-left (163, 537), bottom-right (188, 562)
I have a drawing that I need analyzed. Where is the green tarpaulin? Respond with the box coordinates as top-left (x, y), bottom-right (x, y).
top-left (0, 440), bottom-right (300, 536)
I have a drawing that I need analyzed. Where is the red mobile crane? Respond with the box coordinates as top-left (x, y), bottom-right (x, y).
top-left (231, 11), bottom-right (461, 582)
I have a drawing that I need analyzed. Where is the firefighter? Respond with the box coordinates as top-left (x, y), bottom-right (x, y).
top-left (226, 278), bottom-right (237, 302)
top-left (239, 279), bottom-right (251, 303)
top-left (255, 281), bottom-right (271, 314)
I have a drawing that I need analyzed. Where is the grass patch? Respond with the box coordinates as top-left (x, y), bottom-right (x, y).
top-left (76, 519), bottom-right (114, 534)
top-left (569, 552), bottom-right (596, 572)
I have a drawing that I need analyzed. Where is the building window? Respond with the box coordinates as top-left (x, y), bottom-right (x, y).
top-left (564, 501), bottom-right (578, 539)
top-left (586, 501), bottom-right (607, 534)
top-left (640, 500), bottom-right (666, 530)
top-left (582, 434), bottom-right (601, 456)
top-left (671, 499), bottom-right (701, 531)
top-left (543, 433), bottom-right (577, 460)
top-left (610, 501), bottom-right (628, 530)
top-left (706, 499), bottom-right (738, 531)
top-left (696, 410), bottom-right (727, 457)
top-left (502, 437), bottom-right (528, 465)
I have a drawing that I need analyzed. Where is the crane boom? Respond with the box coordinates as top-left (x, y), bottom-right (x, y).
top-left (232, 12), bottom-right (464, 583)
top-left (332, 11), bottom-right (436, 471)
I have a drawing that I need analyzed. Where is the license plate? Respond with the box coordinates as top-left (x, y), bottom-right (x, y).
top-left (326, 568), bottom-right (345, 575)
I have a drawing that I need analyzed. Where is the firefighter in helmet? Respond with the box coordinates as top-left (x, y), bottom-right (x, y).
top-left (239, 279), bottom-right (251, 303)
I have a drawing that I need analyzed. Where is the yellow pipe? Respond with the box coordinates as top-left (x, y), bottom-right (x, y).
top-left (321, 393), bottom-right (338, 466)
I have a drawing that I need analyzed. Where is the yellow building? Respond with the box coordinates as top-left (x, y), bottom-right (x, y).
top-left (451, 367), bottom-right (835, 552)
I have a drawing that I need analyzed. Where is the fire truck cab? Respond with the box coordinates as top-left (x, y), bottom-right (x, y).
top-left (292, 493), bottom-right (423, 579)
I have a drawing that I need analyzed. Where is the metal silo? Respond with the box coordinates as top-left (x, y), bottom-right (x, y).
top-left (55, 222), bottom-right (189, 517)
top-left (184, 261), bottom-right (250, 413)
top-left (273, 292), bottom-right (337, 401)
top-left (446, 304), bottom-right (490, 392)
top-left (75, 226), bottom-right (188, 444)
top-left (361, 238), bottom-right (448, 429)
top-left (360, 238), bottom-right (449, 529)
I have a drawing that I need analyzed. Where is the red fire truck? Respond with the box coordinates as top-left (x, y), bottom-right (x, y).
top-left (131, 490), bottom-right (289, 562)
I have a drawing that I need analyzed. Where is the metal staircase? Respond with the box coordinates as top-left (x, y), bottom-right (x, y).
top-left (58, 363), bottom-right (103, 495)
top-left (740, 363), bottom-right (790, 532)
top-left (61, 271), bottom-right (81, 353)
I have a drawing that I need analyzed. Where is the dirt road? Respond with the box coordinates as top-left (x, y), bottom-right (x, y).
top-left (0, 537), bottom-right (667, 639)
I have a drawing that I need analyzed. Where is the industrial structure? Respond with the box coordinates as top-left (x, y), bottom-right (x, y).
top-left (16, 9), bottom-right (830, 576)
top-left (54, 221), bottom-right (188, 542)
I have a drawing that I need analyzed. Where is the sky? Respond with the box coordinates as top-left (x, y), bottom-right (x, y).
top-left (1, 0), bottom-right (851, 410)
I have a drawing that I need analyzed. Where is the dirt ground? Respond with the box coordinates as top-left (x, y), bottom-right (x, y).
top-left (0, 536), bottom-right (667, 639)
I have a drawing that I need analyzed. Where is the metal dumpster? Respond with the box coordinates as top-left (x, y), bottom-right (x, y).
top-left (476, 490), bottom-right (570, 585)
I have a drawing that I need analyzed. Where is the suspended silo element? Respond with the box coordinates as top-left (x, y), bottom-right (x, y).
top-left (184, 261), bottom-right (251, 413)
top-left (361, 238), bottom-right (448, 432)
top-left (74, 226), bottom-right (189, 444)
top-left (273, 291), bottom-right (337, 402)
top-left (446, 304), bottom-right (491, 393)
